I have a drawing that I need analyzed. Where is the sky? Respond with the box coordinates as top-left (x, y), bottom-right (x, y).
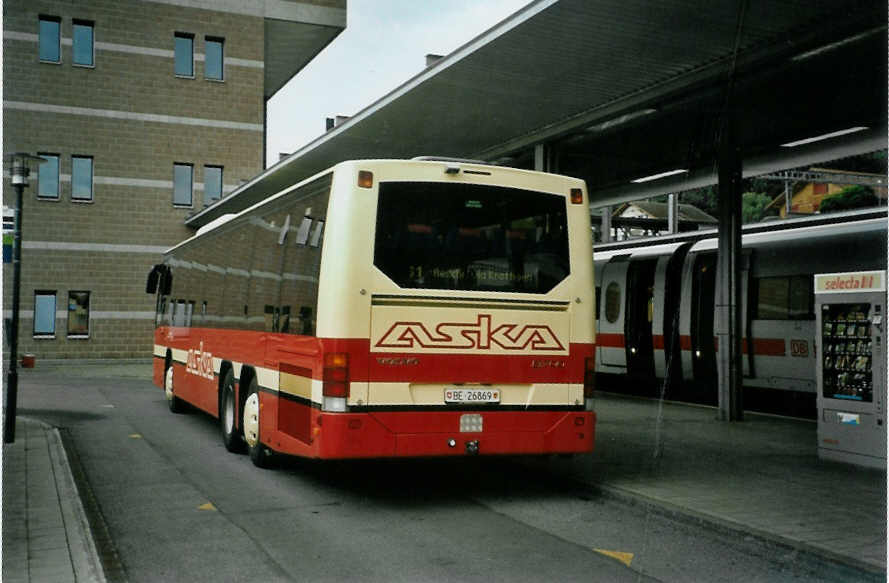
top-left (265, 0), bottom-right (532, 168)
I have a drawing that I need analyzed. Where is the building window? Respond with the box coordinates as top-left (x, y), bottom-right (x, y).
top-left (39, 16), bottom-right (61, 63)
top-left (203, 165), bottom-right (223, 205)
top-left (72, 156), bottom-right (93, 201)
top-left (173, 163), bottom-right (193, 207)
top-left (174, 33), bottom-right (194, 77)
top-left (34, 291), bottom-right (57, 337)
top-left (67, 291), bottom-right (90, 337)
top-left (37, 153), bottom-right (60, 199)
top-left (205, 37), bottom-right (224, 80)
top-left (72, 20), bottom-right (95, 67)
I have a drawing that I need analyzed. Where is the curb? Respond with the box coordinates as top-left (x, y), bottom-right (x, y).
top-left (40, 419), bottom-right (107, 583)
top-left (588, 480), bottom-right (886, 579)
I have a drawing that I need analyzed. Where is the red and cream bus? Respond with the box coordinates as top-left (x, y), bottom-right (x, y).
top-left (147, 158), bottom-right (596, 466)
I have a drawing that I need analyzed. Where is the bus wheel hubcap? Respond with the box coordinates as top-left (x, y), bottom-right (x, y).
top-left (165, 367), bottom-right (174, 401)
top-left (224, 389), bottom-right (234, 434)
top-left (243, 393), bottom-right (259, 447)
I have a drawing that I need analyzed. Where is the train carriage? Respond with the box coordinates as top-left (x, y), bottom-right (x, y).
top-left (594, 209), bottom-right (887, 414)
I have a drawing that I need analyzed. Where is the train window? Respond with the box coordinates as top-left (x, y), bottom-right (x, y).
top-left (605, 281), bottom-right (621, 323)
top-left (755, 276), bottom-right (813, 320)
top-left (788, 276), bottom-right (813, 319)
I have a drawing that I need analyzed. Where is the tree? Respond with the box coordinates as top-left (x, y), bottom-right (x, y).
top-left (741, 192), bottom-right (775, 223)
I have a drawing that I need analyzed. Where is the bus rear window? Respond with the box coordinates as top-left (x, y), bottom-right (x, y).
top-left (374, 182), bottom-right (569, 293)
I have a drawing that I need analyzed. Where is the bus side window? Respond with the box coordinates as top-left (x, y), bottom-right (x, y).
top-left (309, 220), bottom-right (324, 248)
top-left (157, 295), bottom-right (168, 326)
top-left (279, 306), bottom-right (291, 333)
top-left (264, 305), bottom-right (278, 332)
top-left (298, 306), bottom-right (313, 335)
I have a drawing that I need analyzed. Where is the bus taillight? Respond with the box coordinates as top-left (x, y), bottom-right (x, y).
top-left (323, 353), bottom-right (350, 398)
top-left (583, 356), bottom-right (596, 398)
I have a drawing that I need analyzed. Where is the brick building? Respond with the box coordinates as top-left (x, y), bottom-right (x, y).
top-left (3, 0), bottom-right (346, 360)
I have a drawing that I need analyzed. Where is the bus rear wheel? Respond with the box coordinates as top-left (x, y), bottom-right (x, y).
top-left (220, 370), bottom-right (245, 453)
top-left (165, 363), bottom-right (186, 413)
top-left (243, 377), bottom-right (272, 468)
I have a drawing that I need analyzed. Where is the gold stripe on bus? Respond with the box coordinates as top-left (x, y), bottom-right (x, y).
top-left (371, 299), bottom-right (569, 312)
top-left (279, 371), bottom-right (313, 401)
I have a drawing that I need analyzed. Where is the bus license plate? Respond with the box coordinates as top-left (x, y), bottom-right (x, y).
top-left (444, 388), bottom-right (500, 404)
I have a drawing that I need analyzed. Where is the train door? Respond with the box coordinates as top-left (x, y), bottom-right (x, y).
top-left (598, 257), bottom-right (630, 371)
top-left (625, 259), bottom-right (657, 381)
top-left (690, 252), bottom-right (718, 402)
top-left (660, 243), bottom-right (693, 397)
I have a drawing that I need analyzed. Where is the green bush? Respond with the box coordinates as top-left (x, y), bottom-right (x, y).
top-left (819, 185), bottom-right (879, 213)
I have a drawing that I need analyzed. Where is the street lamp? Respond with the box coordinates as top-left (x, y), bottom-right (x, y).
top-left (4, 152), bottom-right (46, 444)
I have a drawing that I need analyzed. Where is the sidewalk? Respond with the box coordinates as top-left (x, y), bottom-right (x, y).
top-left (2, 417), bottom-right (106, 583)
top-left (540, 392), bottom-right (887, 575)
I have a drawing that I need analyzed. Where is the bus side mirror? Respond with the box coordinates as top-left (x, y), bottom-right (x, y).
top-left (146, 265), bottom-right (160, 294)
top-left (161, 265), bottom-right (173, 295)
top-left (146, 265), bottom-right (173, 295)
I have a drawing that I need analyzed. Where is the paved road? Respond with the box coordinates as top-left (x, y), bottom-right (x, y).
top-left (16, 369), bottom-right (879, 582)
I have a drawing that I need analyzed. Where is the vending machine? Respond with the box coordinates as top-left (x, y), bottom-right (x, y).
top-left (814, 270), bottom-right (886, 469)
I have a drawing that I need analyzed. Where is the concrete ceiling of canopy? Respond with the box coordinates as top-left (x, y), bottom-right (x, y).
top-left (188, 0), bottom-right (886, 228)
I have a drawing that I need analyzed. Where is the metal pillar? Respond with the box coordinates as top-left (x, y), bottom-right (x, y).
top-left (784, 180), bottom-right (792, 217)
top-left (716, 137), bottom-right (743, 421)
top-left (4, 182), bottom-right (23, 443)
top-left (534, 143), bottom-right (547, 172)
top-left (601, 206), bottom-right (612, 243)
top-left (667, 193), bottom-right (679, 234)
top-left (4, 153), bottom-right (43, 443)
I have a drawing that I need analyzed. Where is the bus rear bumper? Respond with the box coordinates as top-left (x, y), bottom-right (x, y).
top-left (315, 410), bottom-right (595, 459)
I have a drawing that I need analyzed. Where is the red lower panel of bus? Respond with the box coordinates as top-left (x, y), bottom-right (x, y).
top-left (262, 395), bottom-right (595, 459)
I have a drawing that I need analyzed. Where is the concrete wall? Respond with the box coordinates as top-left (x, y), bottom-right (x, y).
top-left (3, 0), bottom-right (270, 359)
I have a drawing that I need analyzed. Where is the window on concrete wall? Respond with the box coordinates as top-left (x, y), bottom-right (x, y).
top-left (67, 291), bottom-right (90, 337)
top-left (34, 291), bottom-right (57, 337)
top-left (72, 156), bottom-right (93, 201)
top-left (205, 37), bottom-right (224, 81)
top-left (37, 153), bottom-right (60, 199)
top-left (173, 163), bottom-right (193, 207)
top-left (203, 165), bottom-right (223, 205)
top-left (72, 20), bottom-right (95, 67)
top-left (39, 16), bottom-right (61, 63)
top-left (174, 32), bottom-right (194, 77)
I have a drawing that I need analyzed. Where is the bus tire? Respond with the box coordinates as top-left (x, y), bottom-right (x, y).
top-left (220, 370), bottom-right (245, 453)
top-left (243, 377), bottom-right (272, 468)
top-left (165, 362), bottom-right (186, 414)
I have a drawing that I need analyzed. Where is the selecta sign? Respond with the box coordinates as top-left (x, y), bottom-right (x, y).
top-left (815, 271), bottom-right (886, 294)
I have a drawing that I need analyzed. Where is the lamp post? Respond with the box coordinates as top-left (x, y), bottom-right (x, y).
top-left (4, 153), bottom-right (45, 444)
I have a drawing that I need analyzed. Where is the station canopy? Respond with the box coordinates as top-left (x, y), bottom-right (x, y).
top-left (187, 0), bottom-right (887, 228)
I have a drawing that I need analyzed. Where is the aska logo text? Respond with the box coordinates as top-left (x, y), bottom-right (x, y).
top-left (186, 341), bottom-right (214, 380)
top-left (375, 314), bottom-right (565, 352)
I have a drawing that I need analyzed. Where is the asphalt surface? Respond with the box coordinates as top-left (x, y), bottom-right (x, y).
top-left (11, 365), bottom-right (884, 582)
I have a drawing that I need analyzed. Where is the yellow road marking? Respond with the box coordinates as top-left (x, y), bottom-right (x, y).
top-left (594, 549), bottom-right (634, 567)
top-left (128, 433), bottom-right (142, 439)
top-left (198, 502), bottom-right (217, 511)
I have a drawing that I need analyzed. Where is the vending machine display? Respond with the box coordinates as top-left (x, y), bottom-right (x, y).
top-left (814, 271), bottom-right (886, 470)
top-left (820, 303), bottom-right (873, 403)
